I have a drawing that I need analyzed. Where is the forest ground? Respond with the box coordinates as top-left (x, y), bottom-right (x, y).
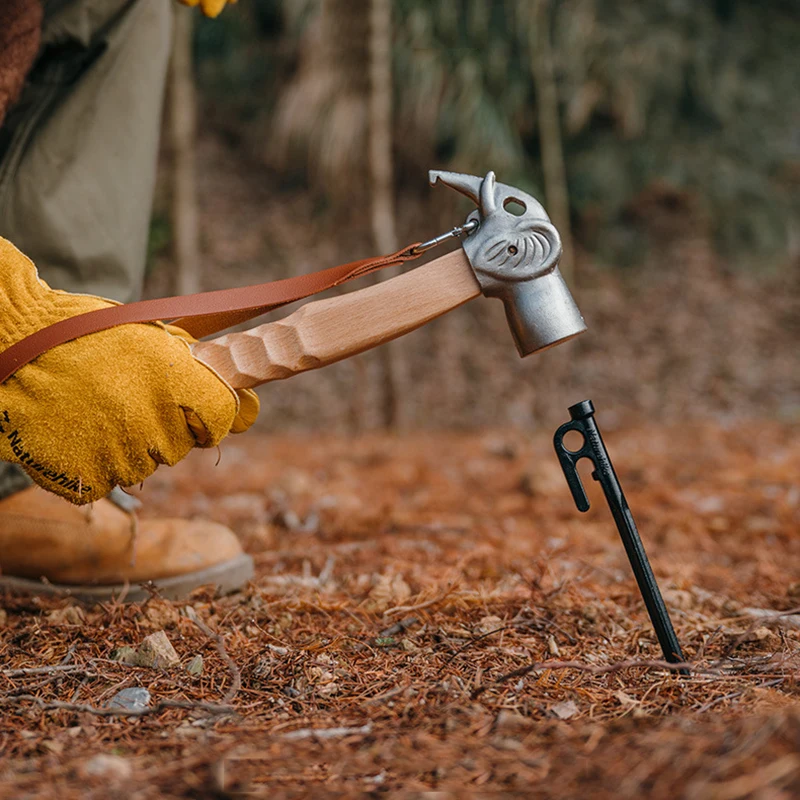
top-left (1, 421), bottom-right (799, 798)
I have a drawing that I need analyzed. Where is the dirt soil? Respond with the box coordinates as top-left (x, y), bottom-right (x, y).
top-left (1, 421), bottom-right (799, 798)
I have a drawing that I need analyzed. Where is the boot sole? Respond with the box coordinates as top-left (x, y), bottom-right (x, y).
top-left (0, 553), bottom-right (254, 604)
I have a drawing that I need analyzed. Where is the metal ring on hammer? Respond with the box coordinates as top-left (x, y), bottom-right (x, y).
top-left (408, 219), bottom-right (479, 256)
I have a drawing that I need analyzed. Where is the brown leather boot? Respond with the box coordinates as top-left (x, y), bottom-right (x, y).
top-left (0, 486), bottom-right (253, 603)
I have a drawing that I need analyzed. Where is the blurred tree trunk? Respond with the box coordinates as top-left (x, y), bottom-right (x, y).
top-left (368, 0), bottom-right (397, 256)
top-left (531, 0), bottom-right (574, 284)
top-left (304, 0), bottom-right (404, 430)
top-left (369, 0), bottom-right (405, 428)
top-left (311, 0), bottom-right (370, 202)
top-left (169, 7), bottom-right (201, 296)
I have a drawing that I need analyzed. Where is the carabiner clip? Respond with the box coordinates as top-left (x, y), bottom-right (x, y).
top-left (408, 219), bottom-right (479, 256)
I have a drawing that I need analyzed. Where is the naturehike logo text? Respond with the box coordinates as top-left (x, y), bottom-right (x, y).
top-left (2, 416), bottom-right (91, 495)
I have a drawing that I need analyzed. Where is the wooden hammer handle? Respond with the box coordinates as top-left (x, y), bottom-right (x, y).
top-left (191, 249), bottom-right (480, 389)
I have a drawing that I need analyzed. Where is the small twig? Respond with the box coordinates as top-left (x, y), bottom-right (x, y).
top-left (185, 607), bottom-right (241, 704)
top-left (280, 723), bottom-right (372, 741)
top-left (1, 664), bottom-right (85, 678)
top-left (376, 615), bottom-right (419, 639)
top-left (70, 676), bottom-right (91, 704)
top-left (58, 644), bottom-right (78, 666)
top-left (742, 607), bottom-right (800, 629)
top-left (383, 583), bottom-right (458, 618)
top-left (694, 626), bottom-right (724, 661)
top-left (139, 581), bottom-right (164, 605)
top-left (694, 677), bottom-right (785, 713)
top-left (472, 658), bottom-right (695, 698)
top-left (438, 626), bottom-right (517, 674)
top-left (713, 616), bottom-right (787, 665)
top-left (0, 673), bottom-right (95, 698)
top-left (0, 694), bottom-right (233, 718)
top-left (439, 615), bottom-right (579, 674)
top-left (526, 609), bottom-right (578, 645)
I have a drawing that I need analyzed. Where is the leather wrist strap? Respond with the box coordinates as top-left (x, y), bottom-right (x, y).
top-left (0, 242), bottom-right (422, 384)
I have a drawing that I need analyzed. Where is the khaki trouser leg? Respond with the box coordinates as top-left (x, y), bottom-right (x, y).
top-left (0, 0), bottom-right (173, 498)
top-left (0, 0), bottom-right (172, 299)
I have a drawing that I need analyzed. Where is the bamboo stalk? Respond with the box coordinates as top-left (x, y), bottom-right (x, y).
top-left (531, 0), bottom-right (575, 285)
top-left (368, 0), bottom-right (406, 428)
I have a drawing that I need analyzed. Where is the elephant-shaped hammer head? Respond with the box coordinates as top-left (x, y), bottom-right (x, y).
top-left (429, 169), bottom-right (586, 356)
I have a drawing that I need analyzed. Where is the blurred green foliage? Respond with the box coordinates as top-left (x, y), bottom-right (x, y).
top-left (146, 212), bottom-right (171, 276)
top-left (194, 0), bottom-right (799, 271)
top-left (194, 0), bottom-right (287, 123)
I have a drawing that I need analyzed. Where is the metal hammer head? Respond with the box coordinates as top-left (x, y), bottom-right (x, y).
top-left (429, 169), bottom-right (586, 356)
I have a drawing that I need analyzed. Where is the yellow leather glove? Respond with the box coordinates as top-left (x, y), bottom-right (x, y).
top-left (0, 237), bottom-right (259, 505)
top-left (177, 0), bottom-right (237, 18)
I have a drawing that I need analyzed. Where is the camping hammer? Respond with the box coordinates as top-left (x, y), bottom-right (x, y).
top-left (192, 170), bottom-right (587, 387)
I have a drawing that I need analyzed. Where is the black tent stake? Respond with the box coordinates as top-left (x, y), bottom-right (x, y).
top-left (553, 400), bottom-right (687, 672)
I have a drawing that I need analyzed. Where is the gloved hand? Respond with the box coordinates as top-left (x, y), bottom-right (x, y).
top-left (0, 237), bottom-right (259, 505)
top-left (177, 0), bottom-right (237, 18)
